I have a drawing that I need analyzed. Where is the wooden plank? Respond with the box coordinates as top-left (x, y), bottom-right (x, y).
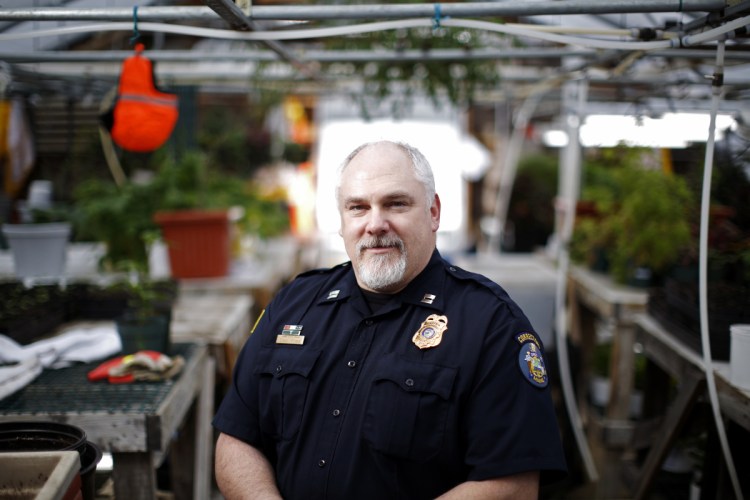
top-left (112, 451), bottom-right (157, 499)
top-left (194, 357), bottom-right (216, 500)
top-left (633, 372), bottom-right (706, 500)
top-left (715, 375), bottom-right (750, 431)
top-left (156, 347), bottom-right (207, 454)
top-left (607, 324), bottom-right (636, 420)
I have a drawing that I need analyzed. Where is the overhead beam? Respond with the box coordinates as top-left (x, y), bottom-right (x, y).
top-left (0, 1), bottom-right (726, 22)
top-left (4, 47), bottom-right (750, 64)
top-left (204, 0), bottom-right (320, 80)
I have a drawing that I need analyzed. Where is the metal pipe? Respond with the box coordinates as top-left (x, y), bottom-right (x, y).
top-left (0, 1), bottom-right (726, 22)
top-left (15, 60), bottom-right (750, 87)
top-left (3, 47), bottom-right (749, 64)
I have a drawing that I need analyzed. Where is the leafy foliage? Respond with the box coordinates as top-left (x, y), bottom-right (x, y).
top-left (73, 150), bottom-right (289, 271)
top-left (571, 146), bottom-right (694, 284)
top-left (320, 23), bottom-right (502, 114)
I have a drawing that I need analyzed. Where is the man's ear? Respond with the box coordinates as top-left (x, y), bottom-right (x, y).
top-left (431, 194), bottom-right (441, 232)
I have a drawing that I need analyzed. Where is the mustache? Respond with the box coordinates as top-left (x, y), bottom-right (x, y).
top-left (356, 235), bottom-right (405, 254)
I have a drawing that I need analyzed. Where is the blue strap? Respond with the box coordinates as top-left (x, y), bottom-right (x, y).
top-left (433, 3), bottom-right (443, 30)
top-left (130, 6), bottom-right (140, 45)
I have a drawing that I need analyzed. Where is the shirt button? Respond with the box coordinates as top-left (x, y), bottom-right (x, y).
top-left (275, 365), bottom-right (282, 373)
top-left (332, 409), bottom-right (341, 417)
top-left (318, 459), bottom-right (327, 467)
top-left (405, 378), bottom-right (414, 387)
top-left (347, 360), bottom-right (356, 368)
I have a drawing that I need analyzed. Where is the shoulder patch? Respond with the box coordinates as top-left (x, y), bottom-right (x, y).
top-left (517, 337), bottom-right (549, 389)
top-left (516, 332), bottom-right (540, 346)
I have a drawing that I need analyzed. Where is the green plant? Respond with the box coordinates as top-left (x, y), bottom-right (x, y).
top-left (73, 179), bottom-right (161, 272)
top-left (73, 149), bottom-right (290, 271)
top-left (118, 275), bottom-right (176, 324)
top-left (571, 147), bottom-right (694, 284)
top-left (317, 22), bottom-right (502, 115)
top-left (607, 167), bottom-right (693, 283)
top-left (0, 283), bottom-right (66, 324)
top-left (26, 205), bottom-right (74, 224)
top-left (154, 150), bottom-right (290, 237)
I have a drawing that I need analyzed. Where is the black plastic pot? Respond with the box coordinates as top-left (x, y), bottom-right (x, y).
top-left (80, 440), bottom-right (103, 500)
top-left (0, 421), bottom-right (101, 500)
top-left (0, 421), bottom-right (86, 452)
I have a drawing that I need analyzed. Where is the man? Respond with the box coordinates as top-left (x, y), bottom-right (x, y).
top-left (213, 140), bottom-right (567, 499)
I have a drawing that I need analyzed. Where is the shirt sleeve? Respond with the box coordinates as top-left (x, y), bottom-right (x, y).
top-left (461, 306), bottom-right (567, 483)
top-left (212, 302), bottom-right (273, 447)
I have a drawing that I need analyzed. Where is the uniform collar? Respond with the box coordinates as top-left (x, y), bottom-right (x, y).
top-left (398, 249), bottom-right (445, 311)
top-left (317, 249), bottom-right (445, 312)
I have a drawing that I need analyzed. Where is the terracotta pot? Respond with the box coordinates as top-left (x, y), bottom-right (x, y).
top-left (153, 210), bottom-right (230, 278)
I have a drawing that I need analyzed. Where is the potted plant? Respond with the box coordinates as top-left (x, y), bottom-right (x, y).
top-left (152, 150), bottom-right (290, 278)
top-left (74, 148), bottom-right (290, 279)
top-left (113, 274), bottom-right (176, 354)
top-left (151, 150), bottom-right (238, 279)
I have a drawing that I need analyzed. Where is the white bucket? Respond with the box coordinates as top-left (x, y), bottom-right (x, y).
top-left (1, 223), bottom-right (71, 279)
top-left (28, 180), bottom-right (53, 209)
top-left (729, 324), bottom-right (750, 391)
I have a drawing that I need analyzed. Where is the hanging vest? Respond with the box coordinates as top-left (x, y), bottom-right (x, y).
top-left (108, 43), bottom-right (178, 152)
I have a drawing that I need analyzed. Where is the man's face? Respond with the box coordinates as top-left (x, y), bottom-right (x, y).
top-left (338, 143), bottom-right (440, 293)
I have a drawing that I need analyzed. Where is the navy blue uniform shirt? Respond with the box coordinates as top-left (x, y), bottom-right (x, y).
top-left (213, 250), bottom-right (567, 499)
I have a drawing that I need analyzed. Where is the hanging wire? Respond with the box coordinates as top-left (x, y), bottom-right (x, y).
top-left (698, 39), bottom-right (745, 500)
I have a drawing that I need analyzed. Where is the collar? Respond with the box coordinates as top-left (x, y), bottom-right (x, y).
top-left (317, 249), bottom-right (446, 312)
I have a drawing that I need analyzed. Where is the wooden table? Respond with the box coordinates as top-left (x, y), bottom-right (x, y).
top-left (631, 313), bottom-right (750, 499)
top-left (567, 266), bottom-right (649, 444)
top-left (170, 294), bottom-right (254, 382)
top-left (178, 236), bottom-right (304, 311)
top-left (0, 343), bottom-right (213, 500)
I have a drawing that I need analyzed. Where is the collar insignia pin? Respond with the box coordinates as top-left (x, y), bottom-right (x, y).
top-left (327, 290), bottom-right (340, 299)
top-left (412, 314), bottom-right (448, 349)
top-left (421, 293), bottom-right (436, 304)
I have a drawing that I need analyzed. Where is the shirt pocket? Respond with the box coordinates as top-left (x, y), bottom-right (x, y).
top-left (254, 346), bottom-right (321, 441)
top-left (363, 352), bottom-right (457, 461)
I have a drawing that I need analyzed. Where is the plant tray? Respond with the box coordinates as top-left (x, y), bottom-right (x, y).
top-left (0, 283), bottom-right (69, 345)
top-left (648, 281), bottom-right (750, 361)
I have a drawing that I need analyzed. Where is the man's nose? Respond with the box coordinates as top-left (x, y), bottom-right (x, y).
top-left (366, 208), bottom-right (389, 234)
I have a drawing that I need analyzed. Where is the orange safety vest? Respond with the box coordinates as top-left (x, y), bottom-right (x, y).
top-left (108, 43), bottom-right (178, 152)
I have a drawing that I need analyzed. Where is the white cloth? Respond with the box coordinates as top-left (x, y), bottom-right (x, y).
top-left (0, 356), bottom-right (42, 401)
top-left (0, 322), bottom-right (122, 368)
top-left (0, 322), bottom-right (122, 400)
